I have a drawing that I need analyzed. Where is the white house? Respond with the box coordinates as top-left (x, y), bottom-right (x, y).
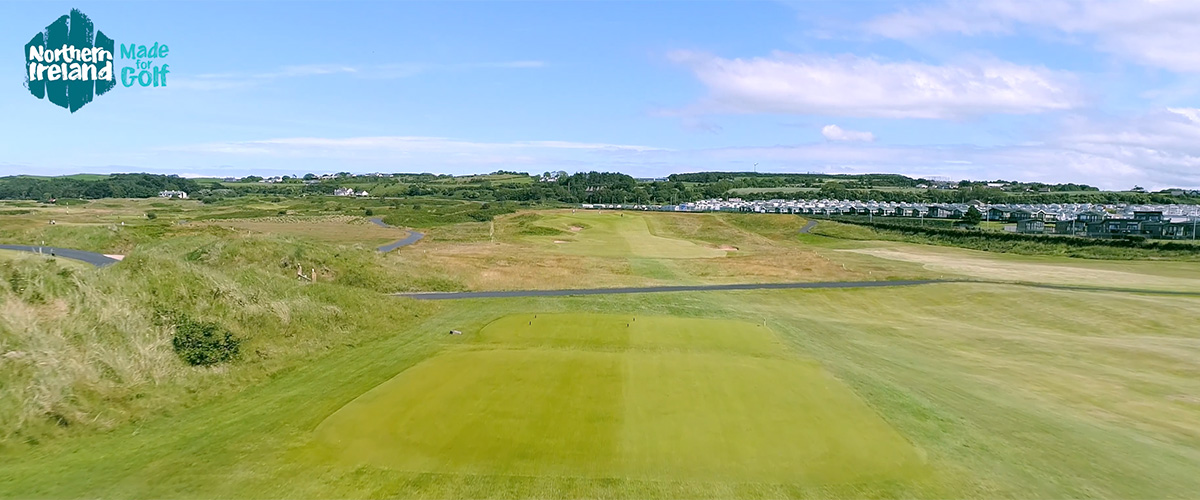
top-left (159, 190), bottom-right (188, 199)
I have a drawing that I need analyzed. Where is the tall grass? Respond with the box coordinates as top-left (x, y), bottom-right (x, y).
top-left (0, 233), bottom-right (437, 449)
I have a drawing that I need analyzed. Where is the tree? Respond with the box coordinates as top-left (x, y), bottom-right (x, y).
top-left (303, 173), bottom-right (317, 180)
top-left (962, 206), bottom-right (983, 225)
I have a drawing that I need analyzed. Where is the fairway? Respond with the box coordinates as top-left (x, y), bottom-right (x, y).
top-left (528, 213), bottom-right (727, 258)
top-left (312, 314), bottom-right (925, 484)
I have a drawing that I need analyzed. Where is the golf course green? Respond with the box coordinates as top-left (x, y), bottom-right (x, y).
top-left (312, 314), bottom-right (925, 484)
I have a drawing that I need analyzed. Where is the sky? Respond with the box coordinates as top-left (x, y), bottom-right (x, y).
top-left (3, 0), bottom-right (1200, 189)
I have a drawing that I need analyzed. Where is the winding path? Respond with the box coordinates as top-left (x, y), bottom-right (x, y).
top-left (368, 217), bottom-right (425, 252)
top-left (0, 244), bottom-right (119, 267)
top-left (393, 279), bottom-right (1200, 301)
top-left (799, 220), bottom-right (818, 234)
top-left (393, 279), bottom-right (951, 300)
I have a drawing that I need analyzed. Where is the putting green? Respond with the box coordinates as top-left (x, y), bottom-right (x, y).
top-left (312, 314), bottom-right (925, 484)
top-left (529, 213), bottom-right (726, 259)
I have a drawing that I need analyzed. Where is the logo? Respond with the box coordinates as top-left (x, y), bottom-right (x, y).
top-left (24, 9), bottom-right (171, 113)
top-left (24, 9), bottom-right (115, 113)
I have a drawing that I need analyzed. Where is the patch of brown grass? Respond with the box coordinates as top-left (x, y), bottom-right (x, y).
top-left (200, 216), bottom-right (405, 246)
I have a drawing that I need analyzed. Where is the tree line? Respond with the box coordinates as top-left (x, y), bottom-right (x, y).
top-left (2, 171), bottom-right (1196, 206)
top-left (0, 174), bottom-right (204, 200)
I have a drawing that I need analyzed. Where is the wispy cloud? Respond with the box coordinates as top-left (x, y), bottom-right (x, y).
top-left (171, 60), bottom-right (546, 90)
top-left (668, 50), bottom-right (1082, 119)
top-left (865, 0), bottom-right (1200, 73)
top-left (152, 123), bottom-right (1200, 189)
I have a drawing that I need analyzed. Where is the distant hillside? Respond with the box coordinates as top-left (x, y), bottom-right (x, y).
top-left (0, 174), bottom-right (206, 200)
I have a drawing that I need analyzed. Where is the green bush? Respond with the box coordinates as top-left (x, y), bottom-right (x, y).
top-left (364, 208), bottom-right (374, 216)
top-left (171, 316), bottom-right (241, 366)
top-left (145, 212), bottom-right (157, 220)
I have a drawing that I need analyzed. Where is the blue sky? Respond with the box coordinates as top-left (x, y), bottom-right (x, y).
top-left (3, 0), bottom-right (1200, 189)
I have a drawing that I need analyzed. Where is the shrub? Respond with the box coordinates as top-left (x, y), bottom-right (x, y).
top-left (145, 212), bottom-right (157, 220)
top-left (171, 316), bottom-right (241, 366)
top-left (364, 208), bottom-right (374, 216)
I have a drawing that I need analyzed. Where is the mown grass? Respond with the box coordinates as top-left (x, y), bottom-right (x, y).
top-left (312, 314), bottom-right (925, 484)
top-left (523, 212), bottom-right (727, 258)
top-left (0, 285), bottom-right (1196, 498)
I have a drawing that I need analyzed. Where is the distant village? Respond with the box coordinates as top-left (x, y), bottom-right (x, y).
top-left (583, 199), bottom-right (1200, 240)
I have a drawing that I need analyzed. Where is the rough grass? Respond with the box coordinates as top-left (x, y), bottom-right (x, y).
top-left (0, 233), bottom-right (437, 448)
top-left (381, 211), bottom-right (888, 291)
top-left (839, 244), bottom-right (1200, 291)
top-left (197, 215), bottom-right (407, 247)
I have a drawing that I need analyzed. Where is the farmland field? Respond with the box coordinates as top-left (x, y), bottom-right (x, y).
top-left (1, 198), bottom-right (1199, 498)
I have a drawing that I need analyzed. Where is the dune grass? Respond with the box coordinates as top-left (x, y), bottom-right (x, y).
top-left (0, 232), bottom-right (439, 448)
top-left (198, 215), bottom-right (407, 247)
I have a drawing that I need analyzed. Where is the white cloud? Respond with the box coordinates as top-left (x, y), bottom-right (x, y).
top-left (866, 0), bottom-right (1200, 73)
top-left (1167, 107), bottom-right (1200, 124)
top-left (821, 125), bottom-right (876, 142)
top-left (668, 50), bottom-right (1081, 119)
top-left (138, 107), bottom-right (1200, 190)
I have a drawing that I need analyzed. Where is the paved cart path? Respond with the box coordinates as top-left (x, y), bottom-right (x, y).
top-left (369, 218), bottom-right (425, 252)
top-left (0, 244), bottom-right (119, 267)
top-left (393, 279), bottom-right (1200, 300)
top-left (394, 279), bottom-right (953, 300)
top-left (799, 220), bottom-right (818, 234)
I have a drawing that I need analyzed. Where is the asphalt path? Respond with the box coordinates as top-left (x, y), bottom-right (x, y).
top-left (799, 220), bottom-right (818, 234)
top-left (369, 217), bottom-right (425, 252)
top-left (393, 279), bottom-right (952, 300)
top-left (0, 244), bottom-right (119, 267)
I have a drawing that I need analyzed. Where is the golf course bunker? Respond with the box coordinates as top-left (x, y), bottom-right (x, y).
top-left (312, 314), bottom-right (926, 484)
